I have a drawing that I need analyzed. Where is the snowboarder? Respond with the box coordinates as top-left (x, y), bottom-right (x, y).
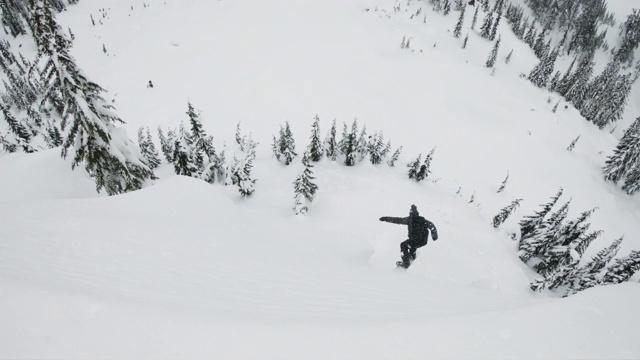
top-left (380, 205), bottom-right (438, 268)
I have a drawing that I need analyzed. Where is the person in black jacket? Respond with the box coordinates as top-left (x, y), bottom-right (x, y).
top-left (380, 205), bottom-right (438, 267)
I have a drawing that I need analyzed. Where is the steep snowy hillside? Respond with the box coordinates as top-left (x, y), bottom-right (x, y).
top-left (2, 0), bottom-right (640, 358)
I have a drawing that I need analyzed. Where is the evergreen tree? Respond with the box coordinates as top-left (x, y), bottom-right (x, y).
top-left (622, 162), bottom-right (640, 195)
top-left (480, 12), bottom-right (493, 39)
top-left (493, 198), bottom-right (522, 228)
top-left (548, 71), bottom-right (561, 92)
top-left (604, 117), bottom-right (640, 186)
top-left (368, 132), bottom-right (390, 165)
top-left (0, 100), bottom-right (33, 153)
top-left (307, 115), bottom-right (323, 162)
top-left (519, 188), bottom-right (563, 242)
top-left (614, 9), bottom-right (640, 65)
top-left (138, 127), bottom-right (161, 170)
top-left (568, 0), bottom-right (607, 54)
top-left (340, 119), bottom-right (358, 166)
top-left (172, 124), bottom-right (197, 177)
top-left (533, 30), bottom-right (547, 59)
top-left (453, 4), bottom-right (466, 38)
top-left (272, 121), bottom-right (297, 165)
top-left (324, 118), bottom-right (338, 161)
top-left (566, 135), bottom-right (580, 151)
top-left (490, 6), bottom-right (502, 41)
top-left (407, 153), bottom-right (423, 181)
top-left (564, 52), bottom-right (595, 110)
top-left (420, 147), bottom-right (435, 180)
top-left (32, 0), bottom-right (155, 195)
top-left (524, 21), bottom-right (537, 48)
top-left (505, 49), bottom-right (513, 64)
top-left (462, 33), bottom-right (469, 49)
top-left (528, 47), bottom-right (558, 88)
top-left (519, 201), bottom-right (568, 264)
top-left (497, 172), bottom-right (509, 192)
top-left (471, 6), bottom-right (479, 30)
top-left (602, 250), bottom-right (640, 285)
top-left (565, 236), bottom-right (623, 296)
top-left (157, 126), bottom-right (176, 163)
top-left (356, 123), bottom-right (369, 161)
top-left (387, 146), bottom-right (402, 167)
top-left (533, 208), bottom-right (597, 277)
top-left (485, 35), bottom-right (501, 68)
top-left (293, 152), bottom-right (319, 215)
top-left (443, 0), bottom-right (451, 15)
top-left (231, 136), bottom-right (257, 197)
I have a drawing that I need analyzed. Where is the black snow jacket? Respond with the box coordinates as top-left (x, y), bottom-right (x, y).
top-left (380, 214), bottom-right (438, 245)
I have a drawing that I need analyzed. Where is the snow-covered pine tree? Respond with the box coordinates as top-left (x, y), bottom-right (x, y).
top-left (272, 121), bottom-right (297, 165)
top-left (420, 147), bottom-right (435, 180)
top-left (367, 132), bottom-right (390, 165)
top-left (566, 135), bottom-right (580, 151)
top-left (0, 0), bottom-right (28, 37)
top-left (480, 12), bottom-right (493, 39)
top-left (534, 208), bottom-right (597, 277)
top-left (601, 250), bottom-right (640, 285)
top-left (356, 123), bottom-right (369, 161)
top-left (548, 71), bottom-right (561, 92)
top-left (614, 9), bottom-right (640, 66)
top-left (453, 4), bottom-right (465, 38)
top-left (324, 118), bottom-right (338, 161)
top-left (443, 0), bottom-right (451, 15)
top-left (520, 198), bottom-right (571, 264)
top-left (32, 0), bottom-right (155, 195)
top-left (518, 188), bottom-right (563, 243)
top-left (489, 6), bottom-right (501, 41)
top-left (528, 47), bottom-right (558, 88)
top-left (471, 5), bottom-right (479, 30)
top-left (492, 198), bottom-right (522, 228)
top-left (497, 172), bottom-right (509, 192)
top-left (533, 30), bottom-right (547, 59)
top-left (231, 136), bottom-right (257, 197)
top-left (622, 162), bottom-right (640, 195)
top-left (293, 152), bottom-right (319, 215)
top-left (387, 146), bottom-right (402, 167)
top-left (407, 153), bottom-right (423, 180)
top-left (603, 117), bottom-right (640, 184)
top-left (340, 119), bottom-right (358, 166)
top-left (137, 127), bottom-right (161, 169)
top-left (485, 35), bottom-right (501, 68)
top-left (0, 100), bottom-right (33, 153)
top-left (564, 52), bottom-right (595, 110)
top-left (555, 57), bottom-right (577, 96)
top-left (565, 236), bottom-right (623, 296)
top-left (462, 33), bottom-right (469, 49)
top-left (505, 49), bottom-right (513, 64)
top-left (158, 126), bottom-right (176, 163)
top-left (307, 115), bottom-right (323, 162)
top-left (524, 21), bottom-right (537, 48)
top-left (172, 124), bottom-right (197, 177)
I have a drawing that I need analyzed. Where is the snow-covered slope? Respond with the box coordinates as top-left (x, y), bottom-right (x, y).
top-left (2, 0), bottom-right (640, 358)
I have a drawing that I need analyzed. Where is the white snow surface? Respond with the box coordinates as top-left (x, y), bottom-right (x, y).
top-left (2, 0), bottom-right (640, 358)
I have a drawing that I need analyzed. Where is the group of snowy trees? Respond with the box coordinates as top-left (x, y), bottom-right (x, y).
top-left (154, 104), bottom-right (256, 197)
top-left (516, 189), bottom-right (639, 296)
top-left (147, 112), bottom-right (423, 214)
top-left (1, 0), bottom-right (156, 195)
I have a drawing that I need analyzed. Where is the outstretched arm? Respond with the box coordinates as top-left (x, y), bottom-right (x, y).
top-left (379, 216), bottom-right (408, 225)
top-left (427, 220), bottom-right (438, 240)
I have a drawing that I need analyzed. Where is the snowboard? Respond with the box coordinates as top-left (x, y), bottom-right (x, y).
top-left (396, 254), bottom-right (416, 269)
